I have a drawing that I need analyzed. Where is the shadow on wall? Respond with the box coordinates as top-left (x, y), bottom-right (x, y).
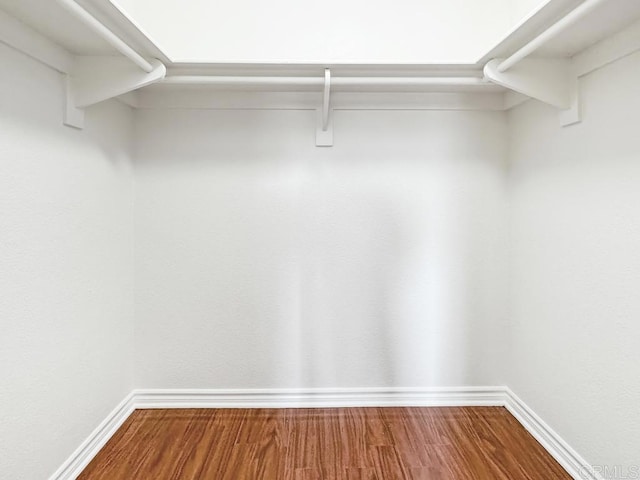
top-left (294, 169), bottom-right (462, 387)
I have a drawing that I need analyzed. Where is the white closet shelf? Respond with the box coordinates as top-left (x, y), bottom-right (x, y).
top-left (2, 0), bottom-right (638, 68)
top-left (1, 0), bottom-right (639, 139)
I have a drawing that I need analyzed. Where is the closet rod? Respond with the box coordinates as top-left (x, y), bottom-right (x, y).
top-left (497, 0), bottom-right (609, 72)
top-left (162, 76), bottom-right (490, 88)
top-left (55, 0), bottom-right (154, 72)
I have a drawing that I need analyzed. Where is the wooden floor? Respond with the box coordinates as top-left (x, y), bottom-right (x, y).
top-left (78, 407), bottom-right (571, 479)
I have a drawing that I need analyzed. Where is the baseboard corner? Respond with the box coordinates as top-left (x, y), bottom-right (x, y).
top-left (48, 392), bottom-right (136, 480)
top-left (504, 388), bottom-right (600, 480)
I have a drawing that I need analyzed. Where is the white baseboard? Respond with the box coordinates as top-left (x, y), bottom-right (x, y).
top-left (50, 386), bottom-right (599, 480)
top-left (504, 388), bottom-right (600, 480)
top-left (48, 392), bottom-right (135, 480)
top-left (133, 386), bottom-right (507, 409)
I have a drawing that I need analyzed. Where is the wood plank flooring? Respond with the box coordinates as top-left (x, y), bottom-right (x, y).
top-left (78, 407), bottom-right (571, 479)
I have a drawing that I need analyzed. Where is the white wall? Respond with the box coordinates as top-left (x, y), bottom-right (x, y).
top-left (114, 0), bottom-right (513, 63)
top-left (507, 51), bottom-right (640, 473)
top-left (133, 108), bottom-right (509, 389)
top-left (0, 44), bottom-right (135, 479)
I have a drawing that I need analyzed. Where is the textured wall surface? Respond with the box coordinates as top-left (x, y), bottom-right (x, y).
top-left (133, 108), bottom-right (509, 389)
top-left (0, 43), bottom-right (135, 479)
top-left (507, 51), bottom-right (640, 473)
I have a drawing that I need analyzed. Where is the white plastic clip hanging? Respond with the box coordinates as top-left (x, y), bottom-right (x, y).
top-left (316, 68), bottom-right (333, 146)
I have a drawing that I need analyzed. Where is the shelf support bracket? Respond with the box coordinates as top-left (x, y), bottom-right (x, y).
top-left (316, 68), bottom-right (333, 146)
top-left (484, 58), bottom-right (581, 127)
top-left (64, 56), bottom-right (166, 129)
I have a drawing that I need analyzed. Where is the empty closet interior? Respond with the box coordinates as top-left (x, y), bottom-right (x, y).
top-left (1, 0), bottom-right (639, 478)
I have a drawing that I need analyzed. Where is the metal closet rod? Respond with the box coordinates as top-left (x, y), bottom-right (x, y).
top-left (162, 76), bottom-right (490, 87)
top-left (497, 0), bottom-right (609, 72)
top-left (56, 0), bottom-right (154, 72)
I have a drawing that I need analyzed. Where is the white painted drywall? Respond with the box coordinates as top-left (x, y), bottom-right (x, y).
top-left (133, 108), bottom-right (509, 389)
top-left (113, 0), bottom-right (514, 63)
top-left (0, 44), bottom-right (135, 479)
top-left (507, 51), bottom-right (640, 473)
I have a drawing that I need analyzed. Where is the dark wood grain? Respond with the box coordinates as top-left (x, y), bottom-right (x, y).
top-left (78, 407), bottom-right (571, 479)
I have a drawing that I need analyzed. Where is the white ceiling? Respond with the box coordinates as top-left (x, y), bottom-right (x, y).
top-left (102, 0), bottom-right (518, 64)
